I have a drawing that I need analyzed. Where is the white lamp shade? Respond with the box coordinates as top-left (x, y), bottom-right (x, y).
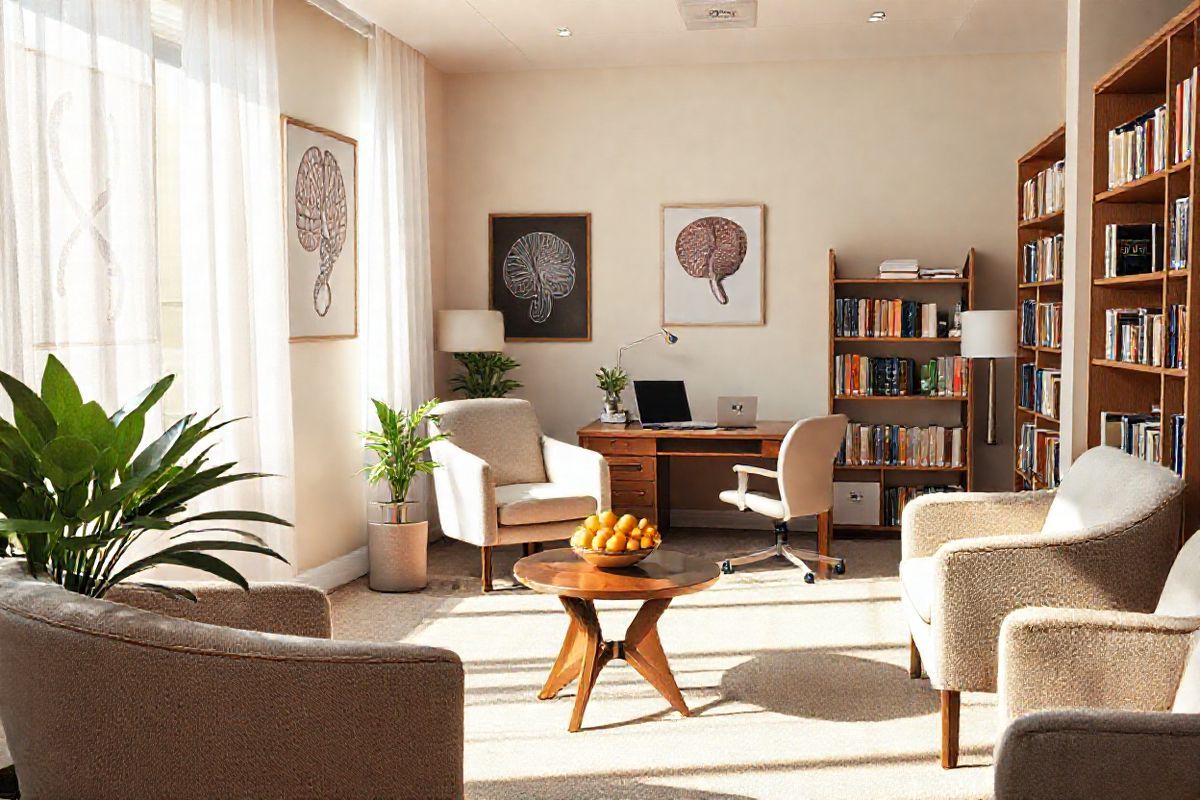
top-left (960, 310), bottom-right (1017, 359)
top-left (436, 310), bottom-right (505, 352)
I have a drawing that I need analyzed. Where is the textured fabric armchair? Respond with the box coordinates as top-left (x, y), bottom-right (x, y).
top-left (994, 530), bottom-right (1200, 799)
top-left (899, 446), bottom-right (1184, 767)
top-left (430, 399), bottom-right (609, 592)
top-left (0, 561), bottom-right (464, 800)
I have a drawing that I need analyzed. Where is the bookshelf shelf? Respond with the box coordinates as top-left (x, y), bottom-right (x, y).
top-left (829, 248), bottom-right (974, 535)
top-left (1088, 3), bottom-right (1199, 529)
top-left (1014, 124), bottom-right (1066, 491)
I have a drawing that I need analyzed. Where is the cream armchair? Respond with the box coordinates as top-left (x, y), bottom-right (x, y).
top-left (0, 561), bottom-right (464, 799)
top-left (993, 531), bottom-right (1200, 799)
top-left (430, 399), bottom-right (609, 592)
top-left (899, 446), bottom-right (1184, 768)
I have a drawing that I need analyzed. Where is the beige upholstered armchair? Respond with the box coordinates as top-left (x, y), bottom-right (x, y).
top-left (993, 531), bottom-right (1200, 800)
top-left (0, 561), bottom-right (464, 800)
top-left (899, 446), bottom-right (1184, 768)
top-left (430, 399), bottom-right (609, 592)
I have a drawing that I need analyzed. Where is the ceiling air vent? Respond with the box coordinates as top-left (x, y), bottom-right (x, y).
top-left (677, 0), bottom-right (758, 31)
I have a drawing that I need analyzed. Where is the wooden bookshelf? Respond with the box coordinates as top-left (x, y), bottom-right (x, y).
top-left (828, 248), bottom-right (976, 533)
top-left (1087, 4), bottom-right (1200, 530)
top-left (1014, 125), bottom-right (1066, 490)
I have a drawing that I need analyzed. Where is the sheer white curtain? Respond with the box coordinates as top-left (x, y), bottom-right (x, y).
top-left (362, 31), bottom-right (435, 507)
top-left (178, 0), bottom-right (295, 577)
top-left (0, 0), bottom-right (160, 410)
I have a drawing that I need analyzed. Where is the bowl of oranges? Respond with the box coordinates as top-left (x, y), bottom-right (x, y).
top-left (570, 510), bottom-right (662, 569)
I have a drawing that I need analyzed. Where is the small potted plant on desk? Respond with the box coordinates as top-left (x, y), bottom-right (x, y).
top-left (596, 366), bottom-right (630, 424)
top-left (360, 398), bottom-right (448, 592)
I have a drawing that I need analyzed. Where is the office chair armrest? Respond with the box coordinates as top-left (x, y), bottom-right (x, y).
top-left (732, 464), bottom-right (778, 480)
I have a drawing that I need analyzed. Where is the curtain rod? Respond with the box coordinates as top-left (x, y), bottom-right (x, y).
top-left (304, 0), bottom-right (373, 38)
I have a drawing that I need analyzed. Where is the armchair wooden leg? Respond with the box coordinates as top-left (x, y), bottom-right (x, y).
top-left (940, 689), bottom-right (960, 769)
top-left (481, 546), bottom-right (494, 593)
top-left (908, 636), bottom-right (922, 679)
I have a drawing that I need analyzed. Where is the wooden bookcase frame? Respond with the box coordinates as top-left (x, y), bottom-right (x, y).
top-left (1087, 3), bottom-right (1200, 531)
top-left (827, 248), bottom-right (976, 534)
top-left (1014, 125), bottom-right (1066, 490)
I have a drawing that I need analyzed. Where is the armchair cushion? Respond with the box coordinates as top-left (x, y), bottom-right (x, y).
top-left (1041, 445), bottom-right (1182, 535)
top-left (431, 399), bottom-right (546, 486)
top-left (107, 581), bottom-right (332, 639)
top-left (899, 557), bottom-right (934, 624)
top-left (495, 483), bottom-right (598, 526)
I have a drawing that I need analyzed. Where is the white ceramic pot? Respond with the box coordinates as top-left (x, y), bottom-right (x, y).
top-left (368, 501), bottom-right (428, 592)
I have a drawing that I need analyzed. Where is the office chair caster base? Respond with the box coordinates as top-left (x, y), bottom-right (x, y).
top-left (834, 559), bottom-right (846, 575)
top-left (720, 560), bottom-right (735, 575)
top-left (803, 572), bottom-right (815, 584)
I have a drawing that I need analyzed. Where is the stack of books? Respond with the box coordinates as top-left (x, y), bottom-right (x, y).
top-left (1100, 411), bottom-right (1163, 465)
top-left (1018, 423), bottom-right (1061, 488)
top-left (837, 423), bottom-right (966, 468)
top-left (833, 355), bottom-right (967, 397)
top-left (920, 356), bottom-right (968, 397)
top-left (1108, 104), bottom-right (1169, 189)
top-left (882, 485), bottom-right (962, 527)
top-left (1176, 67), bottom-right (1197, 165)
top-left (878, 259), bottom-right (919, 280)
top-left (1104, 306), bottom-right (1186, 367)
top-left (1020, 299), bottom-right (1037, 347)
top-left (918, 266), bottom-right (964, 280)
top-left (1019, 364), bottom-right (1061, 419)
top-left (1021, 300), bottom-right (1062, 348)
top-left (1173, 415), bottom-right (1186, 477)
top-left (1021, 160), bottom-right (1066, 220)
top-left (1171, 198), bottom-right (1190, 271)
top-left (834, 298), bottom-right (940, 338)
top-left (1022, 234), bottom-right (1064, 283)
top-left (1104, 223), bottom-right (1161, 277)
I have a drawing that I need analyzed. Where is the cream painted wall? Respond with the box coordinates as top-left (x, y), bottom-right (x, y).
top-left (440, 53), bottom-right (1065, 496)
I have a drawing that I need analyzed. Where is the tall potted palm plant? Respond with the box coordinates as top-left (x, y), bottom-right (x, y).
top-left (360, 398), bottom-right (447, 592)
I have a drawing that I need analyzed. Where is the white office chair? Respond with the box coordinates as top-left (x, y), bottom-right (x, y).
top-left (718, 414), bottom-right (848, 583)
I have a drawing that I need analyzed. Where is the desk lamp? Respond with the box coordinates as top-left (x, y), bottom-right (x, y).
top-left (598, 328), bottom-right (679, 423)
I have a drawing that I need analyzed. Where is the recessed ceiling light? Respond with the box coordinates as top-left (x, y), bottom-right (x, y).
top-left (557, 26), bottom-right (572, 37)
top-left (867, 11), bottom-right (886, 22)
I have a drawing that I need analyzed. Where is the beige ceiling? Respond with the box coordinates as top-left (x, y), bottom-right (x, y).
top-left (340, 0), bottom-right (1068, 74)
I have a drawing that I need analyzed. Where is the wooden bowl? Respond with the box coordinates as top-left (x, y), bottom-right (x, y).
top-left (573, 544), bottom-right (658, 569)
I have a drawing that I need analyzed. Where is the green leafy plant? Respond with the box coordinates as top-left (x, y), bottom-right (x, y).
top-left (360, 398), bottom-right (449, 505)
top-left (449, 352), bottom-right (522, 399)
top-left (0, 357), bottom-right (289, 600)
top-left (595, 366), bottom-right (629, 403)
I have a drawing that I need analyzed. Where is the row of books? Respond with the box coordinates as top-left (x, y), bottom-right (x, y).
top-left (834, 298), bottom-right (942, 339)
top-left (836, 424), bottom-right (966, 469)
top-left (1020, 300), bottom-right (1062, 349)
top-left (1175, 67), bottom-right (1197, 166)
top-left (1022, 233), bottom-right (1063, 283)
top-left (1021, 160), bottom-right (1065, 221)
top-left (1098, 411), bottom-right (1185, 475)
top-left (1104, 223), bottom-right (1161, 277)
top-left (1019, 364), bottom-right (1061, 420)
top-left (1018, 424), bottom-right (1061, 488)
top-left (833, 355), bottom-right (969, 397)
top-left (1108, 103), bottom-right (1168, 189)
top-left (882, 485), bottom-right (963, 527)
top-left (1171, 198), bottom-right (1191, 272)
top-left (1103, 306), bottom-right (1187, 368)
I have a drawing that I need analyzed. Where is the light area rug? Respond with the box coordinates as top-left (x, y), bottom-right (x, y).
top-left (330, 530), bottom-right (998, 800)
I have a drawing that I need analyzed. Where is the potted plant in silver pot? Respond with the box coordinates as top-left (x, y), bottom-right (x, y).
top-left (360, 398), bottom-right (448, 592)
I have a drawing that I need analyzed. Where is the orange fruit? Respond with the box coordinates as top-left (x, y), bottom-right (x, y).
top-left (643, 525), bottom-right (657, 538)
top-left (638, 518), bottom-right (650, 530)
top-left (570, 529), bottom-right (588, 548)
top-left (584, 515), bottom-right (601, 532)
top-left (640, 536), bottom-right (654, 549)
top-left (606, 533), bottom-right (627, 552)
top-left (599, 510), bottom-right (618, 528)
top-left (625, 537), bottom-right (640, 551)
top-left (615, 514), bottom-right (637, 534)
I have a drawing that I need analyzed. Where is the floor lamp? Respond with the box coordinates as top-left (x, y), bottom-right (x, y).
top-left (960, 310), bottom-right (1017, 445)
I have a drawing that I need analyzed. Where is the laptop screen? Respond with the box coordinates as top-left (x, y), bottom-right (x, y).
top-left (634, 381), bottom-right (692, 424)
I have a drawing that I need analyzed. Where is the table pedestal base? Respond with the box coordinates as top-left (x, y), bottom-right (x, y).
top-left (538, 596), bottom-right (691, 732)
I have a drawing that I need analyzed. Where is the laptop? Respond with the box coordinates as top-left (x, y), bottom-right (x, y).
top-left (633, 380), bottom-right (716, 430)
top-left (717, 396), bottom-right (758, 428)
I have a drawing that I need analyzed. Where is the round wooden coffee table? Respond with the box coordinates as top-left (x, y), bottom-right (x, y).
top-left (514, 548), bottom-right (720, 732)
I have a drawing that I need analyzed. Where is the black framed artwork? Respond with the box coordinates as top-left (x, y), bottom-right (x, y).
top-left (489, 213), bottom-right (591, 342)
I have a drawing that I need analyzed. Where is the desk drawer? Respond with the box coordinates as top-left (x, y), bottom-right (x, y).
top-left (605, 456), bottom-right (656, 481)
top-left (583, 437), bottom-right (656, 456)
top-left (611, 482), bottom-right (655, 508)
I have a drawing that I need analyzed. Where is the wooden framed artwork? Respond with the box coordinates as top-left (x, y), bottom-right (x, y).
top-left (283, 116), bottom-right (358, 341)
top-left (489, 213), bottom-right (591, 342)
top-left (661, 203), bottom-right (765, 326)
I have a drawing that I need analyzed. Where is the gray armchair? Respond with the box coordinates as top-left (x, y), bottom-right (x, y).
top-left (0, 561), bottom-right (464, 800)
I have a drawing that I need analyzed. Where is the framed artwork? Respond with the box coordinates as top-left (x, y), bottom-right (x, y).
top-left (489, 213), bottom-right (591, 342)
top-left (283, 116), bottom-right (358, 341)
top-left (661, 203), bottom-right (765, 326)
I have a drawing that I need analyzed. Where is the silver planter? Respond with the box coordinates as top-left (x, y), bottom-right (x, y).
top-left (368, 501), bottom-right (428, 592)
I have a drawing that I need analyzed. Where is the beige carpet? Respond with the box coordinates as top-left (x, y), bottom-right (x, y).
top-left (330, 530), bottom-right (998, 800)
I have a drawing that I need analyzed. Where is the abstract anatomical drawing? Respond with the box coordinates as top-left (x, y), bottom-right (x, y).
top-left (294, 146), bottom-right (348, 317)
top-left (284, 117), bottom-right (357, 340)
top-left (662, 204), bottom-right (764, 326)
top-left (490, 214), bottom-right (591, 341)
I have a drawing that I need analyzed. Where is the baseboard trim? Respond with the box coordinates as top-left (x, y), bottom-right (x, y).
top-left (669, 509), bottom-right (815, 532)
top-left (297, 546), bottom-right (368, 591)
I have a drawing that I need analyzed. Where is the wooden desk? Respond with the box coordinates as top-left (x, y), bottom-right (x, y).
top-left (576, 420), bottom-right (791, 530)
